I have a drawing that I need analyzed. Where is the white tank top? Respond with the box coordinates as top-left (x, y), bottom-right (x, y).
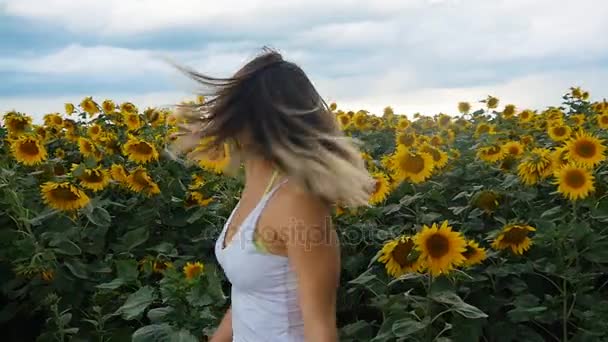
top-left (214, 180), bottom-right (305, 342)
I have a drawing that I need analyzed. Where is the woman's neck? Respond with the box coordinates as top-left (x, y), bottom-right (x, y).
top-left (243, 158), bottom-right (276, 187)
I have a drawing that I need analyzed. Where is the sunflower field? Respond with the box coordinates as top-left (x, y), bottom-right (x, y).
top-left (1, 88), bottom-right (608, 342)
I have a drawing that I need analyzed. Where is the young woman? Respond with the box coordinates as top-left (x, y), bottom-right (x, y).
top-left (172, 48), bottom-right (372, 342)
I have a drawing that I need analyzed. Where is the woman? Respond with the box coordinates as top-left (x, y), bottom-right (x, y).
top-left (172, 48), bottom-right (372, 342)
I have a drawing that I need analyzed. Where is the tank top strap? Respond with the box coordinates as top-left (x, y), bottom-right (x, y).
top-left (242, 177), bottom-right (288, 236)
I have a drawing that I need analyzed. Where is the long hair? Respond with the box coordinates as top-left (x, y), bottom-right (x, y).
top-left (171, 48), bottom-right (372, 207)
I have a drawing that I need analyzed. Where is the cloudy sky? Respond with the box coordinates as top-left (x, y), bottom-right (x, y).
top-left (1, 0), bottom-right (608, 120)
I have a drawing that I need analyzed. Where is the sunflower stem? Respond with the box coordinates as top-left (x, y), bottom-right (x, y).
top-left (426, 273), bottom-right (433, 342)
top-left (562, 277), bottom-right (568, 342)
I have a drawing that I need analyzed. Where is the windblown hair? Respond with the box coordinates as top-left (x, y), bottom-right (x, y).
top-left (171, 48), bottom-right (373, 207)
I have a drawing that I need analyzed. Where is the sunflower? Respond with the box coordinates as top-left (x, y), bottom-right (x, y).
top-left (396, 117), bottom-right (410, 130)
top-left (336, 113), bottom-right (351, 129)
top-left (123, 136), bottom-right (159, 164)
top-left (486, 96), bottom-right (499, 109)
top-left (153, 261), bottom-right (173, 274)
top-left (457, 102), bottom-right (471, 114)
top-left (420, 144), bottom-right (449, 169)
top-left (554, 164), bottom-right (595, 201)
top-left (520, 135), bottom-right (535, 146)
top-left (11, 136), bottom-right (47, 165)
top-left (475, 123), bottom-right (495, 137)
top-left (472, 190), bottom-right (500, 213)
top-left (390, 146), bottom-right (434, 183)
top-left (4, 112), bottom-right (32, 134)
top-left (477, 145), bottom-right (505, 163)
top-left (189, 174), bottom-right (205, 190)
top-left (395, 131), bottom-right (417, 148)
top-left (185, 192), bottom-right (213, 207)
top-left (120, 102), bottom-right (138, 116)
top-left (445, 129), bottom-right (455, 144)
top-left (570, 87), bottom-right (583, 99)
top-left (502, 104), bottom-right (516, 119)
top-left (566, 132), bottom-right (606, 168)
top-left (570, 114), bottom-right (585, 126)
top-left (597, 113), bottom-right (608, 129)
top-left (40, 182), bottom-right (90, 211)
top-left (547, 124), bottom-right (571, 142)
top-left (54, 148), bottom-right (66, 159)
top-left (80, 97), bottom-right (99, 116)
top-left (415, 221), bottom-right (466, 277)
top-left (378, 236), bottom-right (421, 277)
top-left (41, 270), bottom-right (54, 282)
top-left (550, 146), bottom-right (569, 171)
top-left (78, 138), bottom-right (99, 159)
top-left (437, 114), bottom-right (451, 130)
top-left (429, 135), bottom-right (444, 147)
top-left (65, 103), bottom-right (75, 116)
top-left (352, 111), bottom-right (368, 130)
top-left (518, 110), bottom-right (535, 124)
top-left (183, 261), bottom-right (204, 280)
top-left (87, 124), bottom-right (103, 139)
top-left (43, 113), bottom-right (63, 127)
top-left (110, 164), bottom-right (129, 183)
top-left (75, 167), bottom-right (110, 192)
top-left (517, 148), bottom-right (553, 185)
top-left (462, 240), bottom-right (486, 267)
top-left (369, 172), bottom-right (391, 205)
top-left (491, 224), bottom-right (535, 255)
top-left (127, 167), bottom-right (161, 196)
top-left (124, 113), bottom-right (142, 131)
top-left (101, 100), bottom-right (115, 114)
top-left (198, 143), bottom-right (231, 174)
top-left (502, 141), bottom-right (524, 158)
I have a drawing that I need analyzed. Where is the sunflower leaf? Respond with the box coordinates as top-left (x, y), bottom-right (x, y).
top-left (116, 286), bottom-right (156, 320)
top-left (132, 324), bottom-right (173, 342)
top-left (391, 318), bottom-right (427, 337)
top-left (430, 291), bottom-right (488, 319)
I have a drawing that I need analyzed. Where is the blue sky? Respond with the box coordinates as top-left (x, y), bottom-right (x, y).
top-left (2, 0), bottom-right (608, 120)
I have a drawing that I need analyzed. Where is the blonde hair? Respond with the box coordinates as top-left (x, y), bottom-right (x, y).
top-left (171, 48), bottom-right (373, 207)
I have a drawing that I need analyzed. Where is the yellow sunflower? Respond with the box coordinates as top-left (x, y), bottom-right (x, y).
top-left (429, 135), bottom-right (444, 147)
top-left (472, 190), bottom-right (500, 214)
top-left (565, 132), bottom-right (606, 168)
top-left (80, 97), bottom-right (99, 116)
top-left (336, 113), bottom-right (351, 130)
top-left (189, 174), bottom-right (205, 190)
top-left (520, 135), bottom-right (534, 146)
top-left (41, 270), bottom-right (54, 282)
top-left (502, 141), bottom-right (525, 158)
top-left (87, 124), bottom-right (103, 139)
top-left (43, 113), bottom-right (63, 127)
top-left (183, 261), bottom-right (204, 280)
top-left (198, 143), bottom-right (231, 174)
top-left (123, 136), bottom-right (159, 164)
top-left (127, 167), bottom-right (161, 196)
top-left (458, 102), bottom-right (471, 114)
top-left (54, 148), bottom-right (66, 159)
top-left (570, 114), bottom-right (585, 126)
top-left (475, 123), bottom-right (496, 137)
top-left (502, 104), bottom-right (516, 119)
top-left (550, 146), bottom-right (569, 171)
top-left (75, 167), bottom-right (110, 192)
top-left (437, 114), bottom-right (451, 129)
top-left (571, 87), bottom-right (584, 99)
top-left (492, 224), bottom-right (535, 255)
top-left (369, 172), bottom-right (391, 205)
top-left (152, 261), bottom-right (173, 274)
top-left (462, 240), bottom-right (486, 267)
top-left (40, 182), bottom-right (90, 211)
top-left (390, 146), bottom-right (434, 183)
top-left (554, 164), bottom-right (595, 201)
top-left (517, 148), bottom-right (553, 185)
top-left (597, 113), bottom-right (608, 129)
top-left (78, 138), bottom-right (99, 159)
top-left (485, 96), bottom-right (499, 109)
top-left (352, 111), bottom-right (369, 130)
top-left (477, 145), bottom-right (505, 163)
top-left (547, 124), bottom-right (572, 142)
top-left (396, 117), bottom-right (410, 130)
top-left (65, 103), bottom-right (75, 116)
top-left (420, 144), bottom-right (449, 169)
top-left (120, 102), bottom-right (138, 116)
top-left (518, 110), bottom-right (535, 124)
top-left (415, 221), bottom-right (466, 277)
top-left (378, 236), bottom-right (422, 277)
top-left (110, 164), bottom-right (129, 183)
top-left (4, 112), bottom-right (32, 134)
top-left (11, 136), bottom-right (47, 165)
top-left (124, 113), bottom-right (142, 131)
top-left (395, 131), bottom-right (417, 148)
top-left (102, 100), bottom-right (116, 114)
top-left (185, 192), bottom-right (213, 207)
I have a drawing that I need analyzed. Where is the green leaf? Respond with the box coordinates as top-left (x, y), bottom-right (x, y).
top-left (84, 206), bottom-right (112, 228)
top-left (187, 207), bottom-right (206, 224)
top-left (507, 306), bottom-right (547, 323)
top-left (119, 228), bottom-right (149, 252)
top-left (540, 205), bottom-right (563, 218)
top-left (50, 239), bottom-right (82, 256)
top-left (96, 278), bottom-right (125, 290)
top-left (132, 324), bottom-right (173, 342)
top-left (392, 318), bottom-right (427, 337)
top-left (27, 208), bottom-right (58, 226)
top-left (59, 313), bottom-right (72, 326)
top-left (430, 291), bottom-right (488, 319)
top-left (84, 156), bottom-right (98, 168)
top-left (115, 259), bottom-right (139, 282)
top-left (64, 259), bottom-right (89, 279)
top-left (147, 307), bottom-right (174, 323)
top-left (170, 329), bottom-right (198, 342)
top-left (583, 242), bottom-right (608, 263)
top-left (117, 286), bottom-right (157, 320)
top-left (72, 164), bottom-right (86, 178)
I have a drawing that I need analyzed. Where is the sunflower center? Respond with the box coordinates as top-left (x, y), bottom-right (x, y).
top-left (399, 134), bottom-right (415, 146)
top-left (439, 117), bottom-right (450, 126)
top-left (508, 146), bottom-right (520, 155)
top-left (564, 169), bottom-right (586, 188)
top-left (12, 119), bottom-right (29, 131)
top-left (339, 116), bottom-right (349, 125)
top-left (401, 154), bottom-right (425, 174)
top-left (502, 227), bottom-right (528, 245)
top-left (575, 140), bottom-right (596, 158)
top-left (391, 240), bottom-right (415, 268)
top-left (423, 147), bottom-right (441, 162)
top-left (19, 140), bottom-right (40, 156)
top-left (486, 146), bottom-right (501, 156)
top-left (553, 126), bottom-right (566, 136)
top-left (425, 234), bottom-right (450, 258)
top-left (133, 170), bottom-right (151, 187)
top-left (478, 125), bottom-right (489, 134)
top-left (374, 180), bottom-right (382, 194)
top-left (462, 245), bottom-right (476, 259)
top-left (82, 171), bottom-right (104, 183)
top-left (132, 142), bottom-right (153, 155)
top-left (50, 186), bottom-right (80, 201)
top-left (601, 116), bottom-right (608, 124)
